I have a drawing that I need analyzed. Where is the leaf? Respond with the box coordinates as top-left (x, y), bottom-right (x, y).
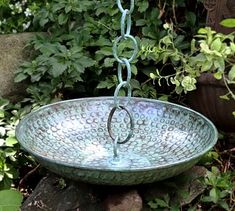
top-left (220, 94), bottom-right (230, 101)
top-left (186, 11), bottom-right (196, 26)
top-left (220, 18), bottom-right (235, 28)
top-left (230, 42), bottom-right (235, 52)
top-left (218, 201), bottom-right (230, 211)
top-left (148, 201), bottom-right (158, 209)
top-left (228, 65), bottom-right (235, 81)
top-left (104, 58), bottom-right (115, 67)
top-left (138, 1), bottom-right (149, 13)
top-left (39, 18), bottom-right (49, 27)
top-left (209, 188), bottom-right (219, 203)
top-left (154, 198), bottom-right (169, 208)
top-left (201, 61), bottom-right (213, 72)
top-left (0, 127), bottom-right (5, 137)
top-left (213, 71), bottom-right (223, 80)
top-left (131, 65), bottom-right (138, 75)
top-left (51, 62), bottom-right (67, 77)
top-left (0, 189), bottom-right (23, 211)
top-left (211, 38), bottom-right (222, 51)
top-left (198, 28), bottom-right (209, 34)
top-left (58, 13), bottom-right (68, 25)
top-left (0, 110), bottom-right (4, 118)
top-left (5, 137), bottom-right (18, 147)
top-left (14, 73), bottom-right (28, 83)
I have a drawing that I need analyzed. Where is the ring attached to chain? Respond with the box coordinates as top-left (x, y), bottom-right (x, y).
top-left (118, 58), bottom-right (132, 83)
top-left (121, 9), bottom-right (132, 36)
top-left (113, 34), bottom-right (138, 64)
top-left (114, 81), bottom-right (132, 107)
top-left (107, 105), bottom-right (134, 144)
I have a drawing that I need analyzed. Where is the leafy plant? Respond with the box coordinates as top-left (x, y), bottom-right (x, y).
top-left (141, 25), bottom-right (235, 101)
top-left (148, 194), bottom-right (180, 211)
top-left (0, 98), bottom-right (34, 190)
top-left (201, 166), bottom-right (234, 210)
top-left (14, 0), bottom-right (206, 103)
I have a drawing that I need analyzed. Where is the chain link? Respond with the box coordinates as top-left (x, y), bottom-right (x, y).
top-left (107, 0), bottom-right (137, 152)
top-left (112, 0), bottom-right (138, 107)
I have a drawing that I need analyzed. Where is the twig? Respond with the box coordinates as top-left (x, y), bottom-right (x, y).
top-left (18, 164), bottom-right (41, 189)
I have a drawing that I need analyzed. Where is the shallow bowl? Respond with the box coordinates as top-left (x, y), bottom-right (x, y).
top-left (16, 97), bottom-right (217, 185)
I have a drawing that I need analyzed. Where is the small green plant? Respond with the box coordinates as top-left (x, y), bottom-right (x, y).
top-left (148, 194), bottom-right (180, 211)
top-left (201, 166), bottom-right (234, 210)
top-left (140, 25), bottom-right (235, 101)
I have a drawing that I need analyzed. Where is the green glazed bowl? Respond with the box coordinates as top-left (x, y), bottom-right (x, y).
top-left (16, 97), bottom-right (217, 185)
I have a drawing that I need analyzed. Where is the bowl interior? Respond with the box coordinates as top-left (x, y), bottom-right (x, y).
top-left (16, 97), bottom-right (217, 170)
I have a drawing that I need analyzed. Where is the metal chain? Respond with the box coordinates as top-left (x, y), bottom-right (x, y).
top-left (107, 0), bottom-right (137, 153)
top-left (112, 0), bottom-right (138, 108)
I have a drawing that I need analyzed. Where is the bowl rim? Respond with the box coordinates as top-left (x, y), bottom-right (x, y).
top-left (16, 96), bottom-right (218, 172)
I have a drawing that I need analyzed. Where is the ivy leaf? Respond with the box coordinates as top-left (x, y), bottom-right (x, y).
top-left (0, 189), bottom-right (23, 211)
top-left (228, 65), bottom-right (235, 81)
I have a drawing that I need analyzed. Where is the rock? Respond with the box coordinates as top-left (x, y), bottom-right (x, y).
top-left (140, 166), bottom-right (207, 208)
top-left (0, 33), bottom-right (35, 101)
top-left (21, 167), bottom-right (206, 211)
top-left (21, 174), bottom-right (102, 211)
top-left (103, 190), bottom-right (143, 211)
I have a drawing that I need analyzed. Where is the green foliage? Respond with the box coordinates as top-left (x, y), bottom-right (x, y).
top-left (15, 0), bottom-right (206, 102)
top-left (148, 194), bottom-right (180, 211)
top-left (0, 0), bottom-right (46, 33)
top-left (141, 26), bottom-right (235, 102)
top-left (0, 98), bottom-right (33, 190)
top-left (201, 167), bottom-right (234, 210)
top-left (0, 189), bottom-right (23, 211)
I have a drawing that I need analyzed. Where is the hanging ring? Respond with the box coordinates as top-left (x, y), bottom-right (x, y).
top-left (118, 58), bottom-right (132, 83)
top-left (114, 81), bottom-right (132, 107)
top-left (107, 105), bottom-right (134, 144)
top-left (113, 34), bottom-right (138, 64)
top-left (121, 9), bottom-right (132, 37)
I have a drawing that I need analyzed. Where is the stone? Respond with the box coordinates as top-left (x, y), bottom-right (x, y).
top-left (21, 174), bottom-right (102, 211)
top-left (21, 167), bottom-right (206, 210)
top-left (0, 33), bottom-right (34, 101)
top-left (139, 166), bottom-right (207, 208)
top-left (103, 190), bottom-right (143, 211)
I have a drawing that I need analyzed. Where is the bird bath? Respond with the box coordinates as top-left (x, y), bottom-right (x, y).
top-left (16, 0), bottom-right (218, 186)
top-left (16, 97), bottom-right (217, 185)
